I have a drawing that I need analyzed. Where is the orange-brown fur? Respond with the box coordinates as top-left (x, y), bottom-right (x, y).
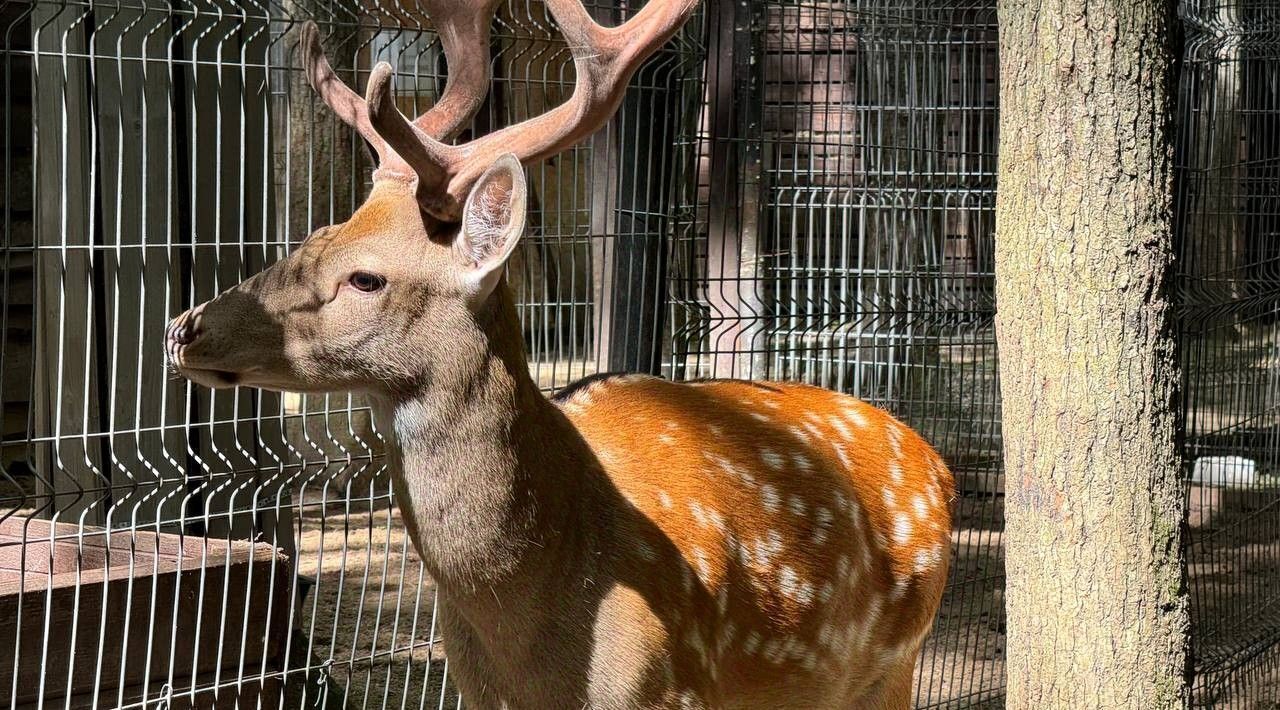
top-left (556, 375), bottom-right (954, 707)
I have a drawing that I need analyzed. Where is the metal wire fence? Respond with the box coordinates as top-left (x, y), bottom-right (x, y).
top-left (0, 0), bottom-right (1277, 707)
top-left (1177, 0), bottom-right (1280, 705)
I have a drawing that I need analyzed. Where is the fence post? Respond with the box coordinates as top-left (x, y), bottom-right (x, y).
top-left (32, 3), bottom-right (106, 526)
top-left (590, 1), bottom-right (682, 376)
top-left (703, 0), bottom-right (765, 379)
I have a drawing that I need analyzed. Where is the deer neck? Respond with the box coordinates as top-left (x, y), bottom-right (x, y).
top-left (373, 285), bottom-right (601, 606)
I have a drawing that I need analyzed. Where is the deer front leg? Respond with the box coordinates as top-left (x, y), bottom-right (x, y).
top-left (583, 585), bottom-right (715, 710)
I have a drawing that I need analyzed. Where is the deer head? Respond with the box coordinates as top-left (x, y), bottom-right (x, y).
top-left (166, 0), bottom-right (697, 396)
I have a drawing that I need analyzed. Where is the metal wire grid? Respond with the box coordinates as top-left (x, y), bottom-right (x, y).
top-left (663, 2), bottom-right (1004, 705)
top-left (1177, 0), bottom-right (1280, 705)
top-left (2, 0), bottom-right (1279, 708)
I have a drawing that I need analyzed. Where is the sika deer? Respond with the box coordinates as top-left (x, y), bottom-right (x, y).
top-left (166, 4), bottom-right (954, 708)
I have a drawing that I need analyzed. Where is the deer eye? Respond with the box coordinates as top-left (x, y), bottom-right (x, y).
top-left (349, 271), bottom-right (386, 293)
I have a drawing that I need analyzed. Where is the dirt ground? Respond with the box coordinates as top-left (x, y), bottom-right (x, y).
top-left (287, 479), bottom-right (1280, 710)
top-left (292, 502), bottom-right (460, 709)
top-left (286, 484), bottom-right (1008, 710)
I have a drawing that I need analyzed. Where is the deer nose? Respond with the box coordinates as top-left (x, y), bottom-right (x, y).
top-left (166, 315), bottom-right (200, 347)
top-left (171, 323), bottom-right (196, 345)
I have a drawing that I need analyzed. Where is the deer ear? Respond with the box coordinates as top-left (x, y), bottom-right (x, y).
top-left (457, 154), bottom-right (527, 305)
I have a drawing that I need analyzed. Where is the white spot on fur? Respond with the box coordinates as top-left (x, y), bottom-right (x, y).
top-left (689, 499), bottom-right (707, 525)
top-left (927, 482), bottom-right (941, 509)
top-left (833, 444), bottom-right (852, 470)
top-left (779, 566), bottom-right (815, 606)
top-left (829, 414), bottom-right (853, 440)
top-left (762, 399), bottom-right (782, 409)
top-left (914, 545), bottom-right (943, 575)
top-left (743, 631), bottom-right (762, 655)
top-left (844, 406), bottom-right (870, 428)
top-left (761, 448), bottom-right (785, 470)
top-left (874, 529), bottom-right (889, 550)
top-left (760, 484), bottom-right (781, 513)
top-left (913, 495), bottom-right (928, 520)
top-left (752, 530), bottom-right (784, 568)
top-left (818, 581), bottom-right (834, 603)
top-left (803, 421), bottom-right (824, 440)
top-left (813, 507), bottom-right (834, 545)
top-left (852, 595), bottom-right (884, 652)
top-left (789, 426), bottom-right (810, 443)
top-left (718, 620), bottom-right (738, 653)
top-left (893, 513), bottom-right (913, 546)
top-left (689, 500), bottom-right (726, 532)
top-left (692, 547), bottom-right (712, 584)
top-left (763, 637), bottom-right (785, 663)
top-left (788, 495), bottom-right (807, 518)
top-left (708, 424), bottom-right (723, 437)
top-left (887, 424), bottom-right (905, 458)
top-left (658, 490), bottom-right (674, 509)
top-left (792, 452), bottom-right (814, 472)
top-left (892, 576), bottom-right (911, 599)
top-left (819, 621), bottom-right (839, 649)
top-left (888, 460), bottom-right (904, 484)
top-left (706, 452), bottom-right (757, 487)
top-left (659, 433), bottom-right (676, 445)
top-left (848, 496), bottom-right (864, 532)
top-left (749, 412), bottom-right (771, 423)
top-left (882, 487), bottom-right (897, 508)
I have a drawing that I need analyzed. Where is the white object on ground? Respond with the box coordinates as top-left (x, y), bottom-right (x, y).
top-left (1191, 456), bottom-right (1257, 487)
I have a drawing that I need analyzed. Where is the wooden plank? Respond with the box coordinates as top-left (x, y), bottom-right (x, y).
top-left (589, 0), bottom-right (678, 375)
top-left (703, 0), bottom-right (766, 379)
top-left (31, 1), bottom-right (107, 525)
top-left (53, 667), bottom-right (285, 710)
top-left (178, 5), bottom-right (270, 539)
top-left (86, 3), bottom-right (190, 529)
top-left (1, 3), bottom-right (36, 473)
top-left (0, 523), bottom-right (291, 705)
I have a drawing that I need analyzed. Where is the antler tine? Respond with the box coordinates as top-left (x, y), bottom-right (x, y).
top-left (299, 22), bottom-right (385, 156)
top-left (366, 62), bottom-right (455, 205)
top-left (382, 0), bottom-right (701, 222)
top-left (412, 0), bottom-right (504, 140)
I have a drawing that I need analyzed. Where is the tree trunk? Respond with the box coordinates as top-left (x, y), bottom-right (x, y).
top-left (994, 0), bottom-right (1190, 707)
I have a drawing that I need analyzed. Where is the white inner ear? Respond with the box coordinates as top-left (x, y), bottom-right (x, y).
top-left (463, 174), bottom-right (513, 268)
top-left (458, 155), bottom-right (527, 306)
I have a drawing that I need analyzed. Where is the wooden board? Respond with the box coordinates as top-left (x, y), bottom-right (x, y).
top-left (0, 518), bottom-right (292, 706)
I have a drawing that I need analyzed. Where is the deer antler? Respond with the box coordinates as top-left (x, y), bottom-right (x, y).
top-left (299, 0), bottom-right (699, 222)
top-left (407, 0), bottom-right (504, 140)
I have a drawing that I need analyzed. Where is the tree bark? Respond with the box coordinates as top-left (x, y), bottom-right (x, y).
top-left (994, 0), bottom-right (1190, 707)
